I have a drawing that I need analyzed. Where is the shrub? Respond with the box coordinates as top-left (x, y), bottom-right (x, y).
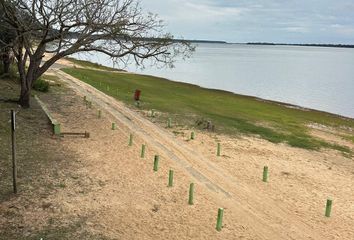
top-left (33, 78), bottom-right (49, 92)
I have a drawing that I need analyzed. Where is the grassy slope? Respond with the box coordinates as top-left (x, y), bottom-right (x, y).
top-left (62, 67), bottom-right (354, 153)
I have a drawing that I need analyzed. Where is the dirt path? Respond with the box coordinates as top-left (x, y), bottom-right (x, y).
top-left (47, 67), bottom-right (354, 239)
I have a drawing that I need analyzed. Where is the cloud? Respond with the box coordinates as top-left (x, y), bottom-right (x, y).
top-left (141, 0), bottom-right (354, 43)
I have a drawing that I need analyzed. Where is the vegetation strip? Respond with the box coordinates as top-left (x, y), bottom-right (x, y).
top-left (62, 67), bottom-right (353, 155)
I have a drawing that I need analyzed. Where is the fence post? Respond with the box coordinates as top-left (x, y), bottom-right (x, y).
top-left (216, 208), bottom-right (224, 231)
top-left (168, 170), bottom-right (174, 187)
top-left (263, 166), bottom-right (269, 182)
top-left (191, 132), bottom-right (195, 140)
top-left (11, 110), bottom-right (17, 194)
top-left (325, 199), bottom-right (333, 217)
top-left (188, 183), bottom-right (194, 205)
top-left (129, 134), bottom-right (133, 146)
top-left (153, 155), bottom-right (159, 171)
top-left (141, 144), bottom-right (146, 158)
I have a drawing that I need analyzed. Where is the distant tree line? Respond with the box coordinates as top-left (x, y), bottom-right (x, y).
top-left (247, 42), bottom-right (354, 48)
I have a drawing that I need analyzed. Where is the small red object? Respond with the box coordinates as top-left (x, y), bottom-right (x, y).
top-left (134, 89), bottom-right (141, 101)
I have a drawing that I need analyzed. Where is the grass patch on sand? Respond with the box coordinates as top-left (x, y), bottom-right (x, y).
top-left (62, 67), bottom-right (353, 154)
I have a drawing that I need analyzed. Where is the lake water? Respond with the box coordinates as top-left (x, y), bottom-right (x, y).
top-left (72, 43), bottom-right (354, 118)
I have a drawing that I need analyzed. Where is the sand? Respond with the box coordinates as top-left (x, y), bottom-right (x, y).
top-left (21, 67), bottom-right (352, 239)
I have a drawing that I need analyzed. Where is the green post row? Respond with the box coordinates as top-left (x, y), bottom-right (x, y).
top-left (98, 109), bottom-right (102, 118)
top-left (153, 155), bottom-right (159, 172)
top-left (263, 166), bottom-right (269, 182)
top-left (217, 143), bottom-right (221, 156)
top-left (129, 134), bottom-right (133, 146)
top-left (325, 199), bottom-right (333, 217)
top-left (112, 123), bottom-right (116, 130)
top-left (188, 183), bottom-right (194, 205)
top-left (168, 170), bottom-right (174, 187)
top-left (141, 144), bottom-right (146, 158)
top-left (167, 118), bottom-right (172, 128)
top-left (216, 208), bottom-right (224, 231)
top-left (191, 131), bottom-right (195, 140)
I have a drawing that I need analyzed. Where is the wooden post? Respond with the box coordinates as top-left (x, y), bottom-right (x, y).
top-left (263, 166), bottom-right (268, 182)
top-left (217, 143), bottom-right (221, 156)
top-left (153, 155), bottom-right (159, 171)
top-left (129, 134), bottom-right (133, 146)
top-left (11, 110), bottom-right (17, 194)
top-left (188, 183), bottom-right (194, 205)
top-left (141, 144), bottom-right (146, 158)
top-left (216, 208), bottom-right (224, 231)
top-left (325, 199), bottom-right (333, 217)
top-left (168, 170), bottom-right (174, 187)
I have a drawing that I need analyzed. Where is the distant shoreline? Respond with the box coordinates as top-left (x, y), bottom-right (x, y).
top-left (183, 40), bottom-right (354, 49)
top-left (244, 42), bottom-right (354, 49)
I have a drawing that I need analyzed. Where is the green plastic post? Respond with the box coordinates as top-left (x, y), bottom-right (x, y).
top-left (217, 143), bottom-right (221, 156)
top-left (141, 144), bottom-right (146, 158)
top-left (151, 109), bottom-right (155, 117)
top-left (188, 183), bottom-right (194, 205)
top-left (112, 123), bottom-right (116, 130)
top-left (191, 132), bottom-right (195, 140)
top-left (216, 208), bottom-right (224, 231)
top-left (168, 170), bottom-right (174, 187)
top-left (53, 123), bottom-right (61, 135)
top-left (167, 118), bottom-right (172, 128)
top-left (263, 166), bottom-right (269, 182)
top-left (153, 155), bottom-right (159, 172)
top-left (325, 199), bottom-right (333, 217)
top-left (98, 110), bottom-right (102, 118)
top-left (129, 134), bottom-right (133, 146)
top-left (106, 85), bottom-right (110, 91)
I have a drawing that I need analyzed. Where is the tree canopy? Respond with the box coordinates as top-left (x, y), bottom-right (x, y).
top-left (0, 0), bottom-right (194, 107)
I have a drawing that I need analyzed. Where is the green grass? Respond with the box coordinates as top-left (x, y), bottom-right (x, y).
top-left (62, 67), bottom-right (354, 153)
top-left (66, 57), bottom-right (125, 72)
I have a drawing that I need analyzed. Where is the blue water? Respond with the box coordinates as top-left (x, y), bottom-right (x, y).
top-left (72, 43), bottom-right (354, 118)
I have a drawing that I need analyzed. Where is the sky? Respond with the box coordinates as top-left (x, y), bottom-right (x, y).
top-left (141, 0), bottom-right (354, 44)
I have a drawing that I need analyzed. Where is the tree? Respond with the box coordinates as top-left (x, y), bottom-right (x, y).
top-left (0, 0), bottom-right (194, 107)
top-left (0, 3), bottom-right (14, 74)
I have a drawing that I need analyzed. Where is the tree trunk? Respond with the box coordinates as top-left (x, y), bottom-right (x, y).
top-left (18, 63), bottom-right (33, 108)
top-left (19, 87), bottom-right (31, 108)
